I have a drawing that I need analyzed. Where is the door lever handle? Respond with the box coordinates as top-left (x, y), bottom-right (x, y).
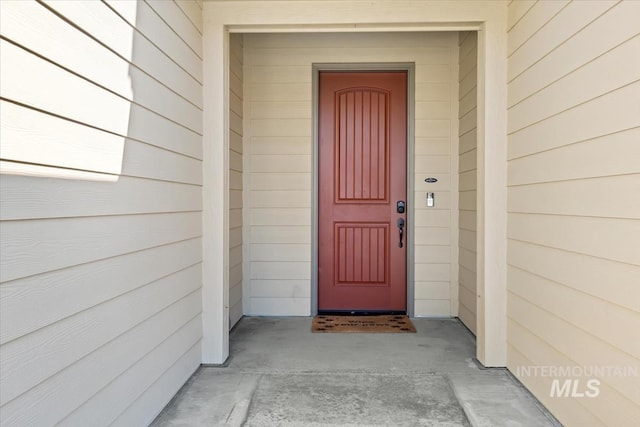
top-left (397, 218), bottom-right (405, 248)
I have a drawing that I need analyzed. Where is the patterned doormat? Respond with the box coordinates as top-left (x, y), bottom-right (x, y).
top-left (312, 315), bottom-right (416, 333)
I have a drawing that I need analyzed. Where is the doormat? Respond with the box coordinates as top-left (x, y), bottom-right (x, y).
top-left (312, 315), bottom-right (416, 333)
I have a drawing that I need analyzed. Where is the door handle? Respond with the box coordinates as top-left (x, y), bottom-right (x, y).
top-left (397, 218), bottom-right (405, 248)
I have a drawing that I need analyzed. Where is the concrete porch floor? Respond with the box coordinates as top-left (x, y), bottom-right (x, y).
top-left (152, 317), bottom-right (560, 426)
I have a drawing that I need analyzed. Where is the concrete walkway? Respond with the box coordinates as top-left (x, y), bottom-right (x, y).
top-left (152, 317), bottom-right (560, 426)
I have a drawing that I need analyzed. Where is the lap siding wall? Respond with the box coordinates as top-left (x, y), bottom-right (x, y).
top-left (0, 1), bottom-right (204, 425)
top-left (506, 1), bottom-right (640, 425)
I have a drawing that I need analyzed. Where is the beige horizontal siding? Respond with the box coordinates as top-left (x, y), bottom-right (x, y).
top-left (5, 0), bottom-right (202, 109)
top-left (0, 45), bottom-right (200, 159)
top-left (102, 0), bottom-right (202, 82)
top-left (144, 0), bottom-right (202, 58)
top-left (1, 212), bottom-right (201, 282)
top-left (1, 269), bottom-right (201, 407)
top-left (243, 32), bottom-right (459, 316)
top-left (507, 0), bottom-right (536, 32)
top-left (0, 1), bottom-right (203, 425)
top-left (508, 36), bottom-right (639, 134)
top-left (229, 33), bottom-right (244, 328)
top-left (457, 31), bottom-right (477, 334)
top-left (506, 1), bottom-right (640, 425)
top-left (175, 0), bottom-right (203, 34)
top-left (1, 238), bottom-right (202, 345)
top-left (0, 175), bottom-right (201, 221)
top-left (508, 128), bottom-right (640, 185)
top-left (508, 1), bottom-right (639, 108)
top-left (508, 1), bottom-right (618, 81)
top-left (508, 82), bottom-right (639, 161)
top-left (0, 24), bottom-right (200, 135)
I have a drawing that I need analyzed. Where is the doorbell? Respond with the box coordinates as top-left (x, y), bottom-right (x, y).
top-left (426, 192), bottom-right (435, 207)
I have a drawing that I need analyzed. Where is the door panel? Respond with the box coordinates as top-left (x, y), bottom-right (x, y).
top-left (318, 71), bottom-right (407, 312)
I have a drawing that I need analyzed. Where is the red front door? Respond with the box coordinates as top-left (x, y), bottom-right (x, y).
top-left (318, 71), bottom-right (407, 312)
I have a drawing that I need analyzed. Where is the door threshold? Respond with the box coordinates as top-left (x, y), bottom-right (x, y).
top-left (317, 310), bottom-right (407, 316)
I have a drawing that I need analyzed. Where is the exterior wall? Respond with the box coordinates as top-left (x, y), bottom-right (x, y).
top-left (0, 1), bottom-right (203, 425)
top-left (229, 33), bottom-right (244, 328)
top-left (506, 1), bottom-right (640, 425)
top-left (243, 32), bottom-right (460, 316)
top-left (457, 31), bottom-right (478, 335)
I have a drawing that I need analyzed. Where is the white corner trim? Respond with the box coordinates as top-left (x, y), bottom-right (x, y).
top-left (202, 21), bottom-right (230, 364)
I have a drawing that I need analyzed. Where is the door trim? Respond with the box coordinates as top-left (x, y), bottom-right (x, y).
top-left (311, 63), bottom-right (416, 316)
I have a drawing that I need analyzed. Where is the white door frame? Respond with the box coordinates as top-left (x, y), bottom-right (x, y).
top-left (202, 1), bottom-right (507, 367)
